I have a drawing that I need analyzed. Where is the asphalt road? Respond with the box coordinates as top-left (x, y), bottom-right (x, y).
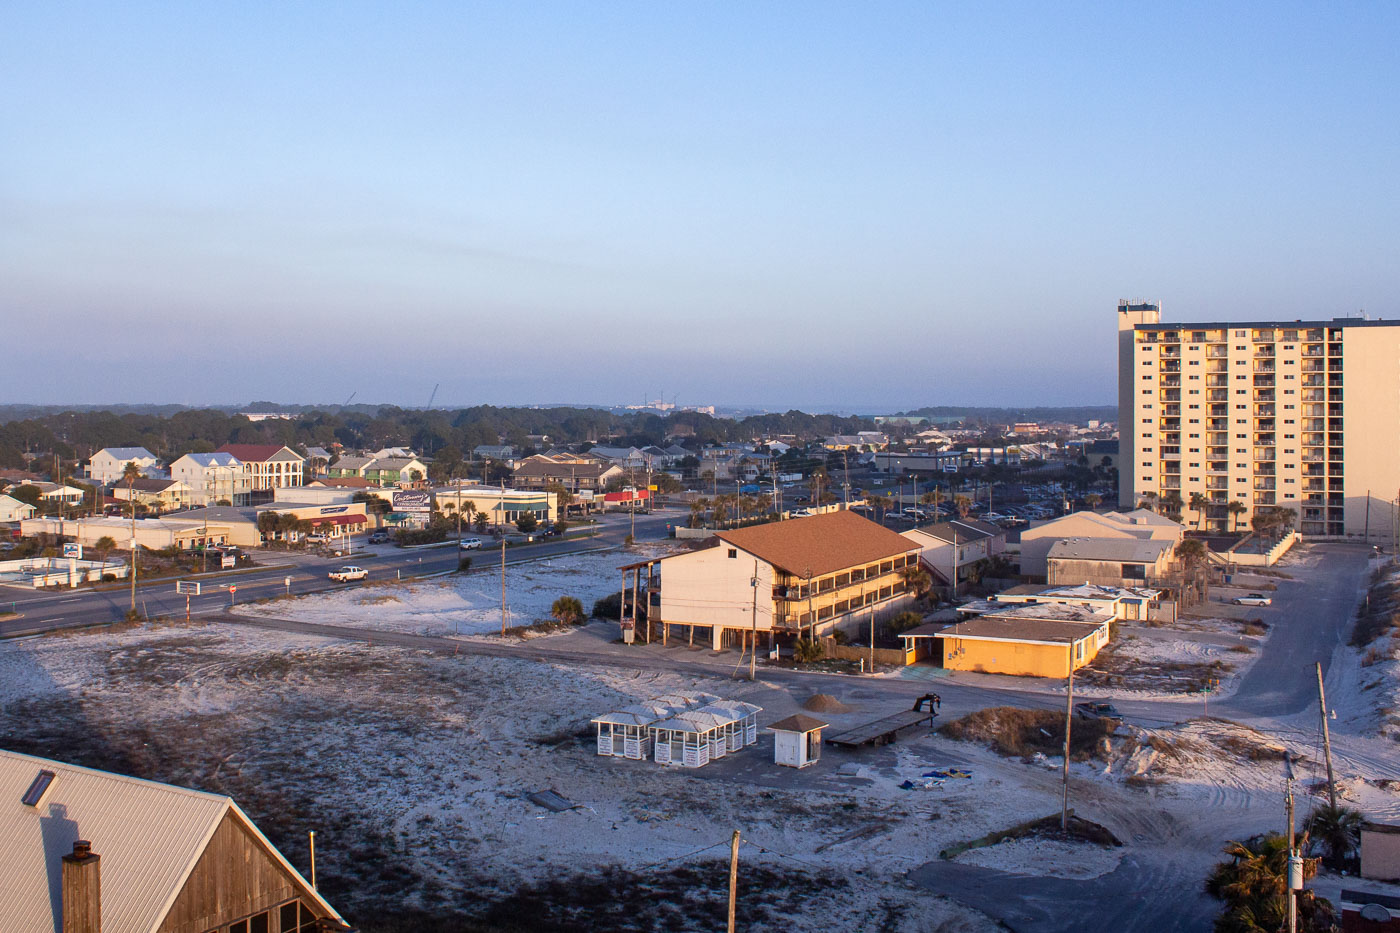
top-left (0, 509), bottom-right (681, 638)
top-left (1216, 542), bottom-right (1372, 718)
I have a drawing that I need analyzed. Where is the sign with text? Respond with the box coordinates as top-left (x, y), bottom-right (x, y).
top-left (175, 581), bottom-right (201, 595)
top-left (62, 543), bottom-right (83, 559)
top-left (392, 490), bottom-right (432, 514)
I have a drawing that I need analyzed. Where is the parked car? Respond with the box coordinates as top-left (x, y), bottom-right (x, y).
top-left (1233, 593), bottom-right (1272, 606)
top-left (306, 532), bottom-right (330, 543)
top-left (367, 530), bottom-right (390, 544)
top-left (1074, 701), bottom-right (1122, 721)
top-left (328, 566), bottom-right (367, 582)
top-left (459, 537), bottom-right (484, 550)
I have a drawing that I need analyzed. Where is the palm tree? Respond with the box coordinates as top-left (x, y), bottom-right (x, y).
top-left (1227, 500), bottom-right (1248, 534)
top-left (953, 494), bottom-right (972, 519)
top-left (688, 499), bottom-right (706, 528)
top-left (920, 487), bottom-right (945, 519)
top-left (1206, 833), bottom-right (1333, 933)
top-left (1175, 538), bottom-right (1209, 605)
top-left (551, 596), bottom-right (585, 625)
top-left (1160, 490), bottom-right (1184, 520)
top-left (1083, 492), bottom-right (1102, 512)
top-left (1189, 492), bottom-right (1210, 530)
top-left (1139, 490), bottom-right (1158, 512)
top-left (122, 461), bottom-right (141, 612)
top-left (1305, 803), bottom-right (1363, 869)
top-left (899, 564), bottom-right (933, 599)
top-left (867, 492), bottom-right (893, 523)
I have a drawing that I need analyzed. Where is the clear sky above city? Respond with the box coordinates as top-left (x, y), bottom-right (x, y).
top-left (3, 2), bottom-right (1397, 411)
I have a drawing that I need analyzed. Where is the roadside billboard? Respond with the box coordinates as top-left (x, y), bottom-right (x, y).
top-left (392, 490), bottom-right (432, 514)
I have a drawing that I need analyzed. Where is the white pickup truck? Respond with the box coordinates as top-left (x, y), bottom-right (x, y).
top-left (328, 566), bottom-right (368, 582)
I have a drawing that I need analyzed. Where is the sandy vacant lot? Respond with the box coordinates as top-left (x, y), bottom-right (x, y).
top-left (0, 620), bottom-right (1000, 932)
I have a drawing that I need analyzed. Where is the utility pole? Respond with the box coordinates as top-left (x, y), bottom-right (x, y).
top-left (1061, 661), bottom-right (1074, 830)
top-left (749, 560), bottom-right (759, 681)
top-left (841, 449), bottom-right (850, 506)
top-left (868, 588), bottom-right (876, 673)
top-left (727, 829), bottom-right (741, 933)
top-left (1285, 765), bottom-right (1297, 933)
top-left (500, 477), bottom-right (508, 634)
top-left (1316, 661), bottom-right (1338, 809)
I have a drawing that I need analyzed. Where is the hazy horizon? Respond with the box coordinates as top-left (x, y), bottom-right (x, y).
top-left (5, 3), bottom-right (1396, 408)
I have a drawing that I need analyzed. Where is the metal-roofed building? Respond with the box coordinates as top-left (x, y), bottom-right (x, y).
top-left (0, 748), bottom-right (349, 933)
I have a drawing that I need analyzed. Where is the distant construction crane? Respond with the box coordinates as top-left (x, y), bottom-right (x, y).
top-left (426, 383), bottom-right (439, 409)
top-left (343, 391), bottom-right (356, 406)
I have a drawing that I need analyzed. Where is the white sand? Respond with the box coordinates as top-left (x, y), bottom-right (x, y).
top-left (233, 544), bottom-right (681, 637)
top-left (955, 837), bottom-right (1122, 879)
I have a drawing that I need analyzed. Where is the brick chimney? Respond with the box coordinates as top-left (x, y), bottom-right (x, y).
top-left (62, 840), bottom-right (101, 933)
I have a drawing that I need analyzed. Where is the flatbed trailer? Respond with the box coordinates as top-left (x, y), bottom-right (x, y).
top-left (823, 694), bottom-right (940, 748)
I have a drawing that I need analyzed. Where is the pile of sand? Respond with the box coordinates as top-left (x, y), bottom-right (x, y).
top-left (803, 693), bottom-right (854, 713)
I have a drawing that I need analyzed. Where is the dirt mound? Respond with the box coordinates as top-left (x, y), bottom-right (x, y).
top-left (803, 694), bottom-right (854, 713)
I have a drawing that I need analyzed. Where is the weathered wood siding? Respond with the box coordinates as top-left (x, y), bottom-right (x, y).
top-left (157, 812), bottom-right (324, 933)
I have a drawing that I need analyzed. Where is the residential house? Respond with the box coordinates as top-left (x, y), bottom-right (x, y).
top-left (0, 493), bottom-right (37, 522)
top-left (303, 446), bottom-right (334, 476)
top-left (216, 444), bottom-right (307, 495)
top-left (87, 447), bottom-right (159, 484)
top-left (362, 457), bottom-right (428, 486)
top-left (1046, 536), bottom-right (1176, 587)
top-left (1019, 509), bottom-right (1182, 580)
top-left (21, 481), bottom-right (87, 507)
top-left (512, 456), bottom-right (625, 493)
top-left (1, 748), bottom-right (349, 933)
top-left (473, 444), bottom-right (516, 461)
top-left (170, 452), bottom-right (253, 506)
top-left (110, 477), bottom-right (194, 513)
top-left (651, 510), bottom-right (921, 650)
top-left (586, 446), bottom-right (652, 469)
top-left (901, 519), bottom-right (1007, 588)
top-left (324, 455), bottom-right (376, 479)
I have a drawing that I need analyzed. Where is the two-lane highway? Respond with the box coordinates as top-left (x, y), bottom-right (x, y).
top-left (0, 509), bottom-right (682, 638)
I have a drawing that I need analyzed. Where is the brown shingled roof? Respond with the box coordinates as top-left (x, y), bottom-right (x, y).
top-left (715, 510), bottom-right (918, 578)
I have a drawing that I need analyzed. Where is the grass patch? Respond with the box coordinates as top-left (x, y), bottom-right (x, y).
top-left (938, 706), bottom-right (1117, 762)
top-left (1352, 575), bottom-right (1399, 648)
top-left (357, 594), bottom-right (402, 606)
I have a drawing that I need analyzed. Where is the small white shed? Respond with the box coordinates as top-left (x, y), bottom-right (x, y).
top-left (768, 714), bottom-right (828, 769)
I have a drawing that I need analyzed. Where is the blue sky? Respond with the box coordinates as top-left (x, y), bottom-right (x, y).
top-left (3, 2), bottom-right (1397, 410)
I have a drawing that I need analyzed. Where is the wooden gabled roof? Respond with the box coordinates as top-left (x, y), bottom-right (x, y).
top-left (716, 510), bottom-right (918, 578)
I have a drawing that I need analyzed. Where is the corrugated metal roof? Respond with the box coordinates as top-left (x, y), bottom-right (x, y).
top-left (0, 749), bottom-right (343, 933)
top-left (0, 748), bottom-right (228, 933)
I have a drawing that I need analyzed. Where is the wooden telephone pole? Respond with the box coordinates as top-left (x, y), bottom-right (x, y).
top-left (727, 830), bottom-right (741, 933)
top-left (749, 560), bottom-right (758, 682)
top-left (1316, 661), bottom-right (1338, 809)
top-left (1061, 662), bottom-right (1074, 830)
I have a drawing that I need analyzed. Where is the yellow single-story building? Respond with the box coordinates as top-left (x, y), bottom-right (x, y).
top-left (930, 613), bottom-right (1110, 678)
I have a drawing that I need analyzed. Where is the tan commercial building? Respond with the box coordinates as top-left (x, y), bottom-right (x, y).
top-left (1118, 301), bottom-right (1400, 539)
top-left (651, 510), bottom-right (921, 650)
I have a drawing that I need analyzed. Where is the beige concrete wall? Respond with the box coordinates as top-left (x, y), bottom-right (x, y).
top-left (1020, 513), bottom-right (1136, 578)
top-left (1048, 554), bottom-right (1168, 588)
top-left (1361, 825), bottom-right (1400, 881)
